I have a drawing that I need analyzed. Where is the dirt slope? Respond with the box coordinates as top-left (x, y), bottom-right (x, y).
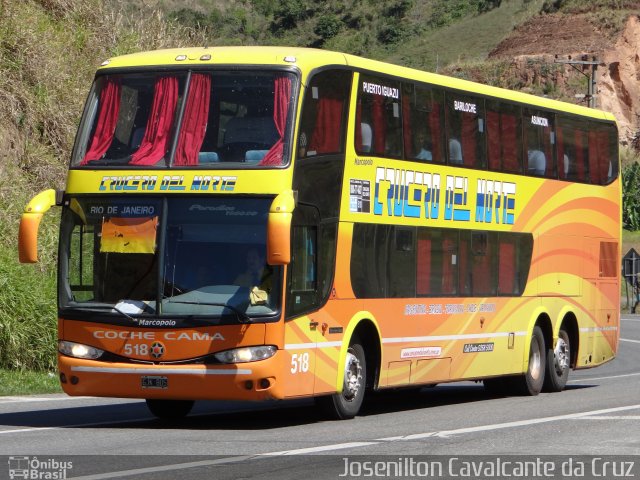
top-left (490, 13), bottom-right (640, 144)
top-left (490, 13), bottom-right (614, 58)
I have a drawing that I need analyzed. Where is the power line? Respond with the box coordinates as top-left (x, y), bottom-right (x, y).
top-left (554, 54), bottom-right (600, 108)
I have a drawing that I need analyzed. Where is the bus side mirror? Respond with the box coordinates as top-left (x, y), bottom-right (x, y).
top-left (18, 189), bottom-right (59, 263)
top-left (267, 190), bottom-right (295, 265)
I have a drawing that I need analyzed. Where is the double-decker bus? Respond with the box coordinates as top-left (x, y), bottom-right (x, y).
top-left (19, 47), bottom-right (620, 420)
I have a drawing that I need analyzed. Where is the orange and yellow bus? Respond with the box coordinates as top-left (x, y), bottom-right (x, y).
top-left (19, 47), bottom-right (620, 420)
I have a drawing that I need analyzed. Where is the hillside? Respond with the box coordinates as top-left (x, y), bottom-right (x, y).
top-left (488, 4), bottom-right (640, 145)
top-left (0, 0), bottom-right (206, 370)
top-left (1, 0), bottom-right (639, 371)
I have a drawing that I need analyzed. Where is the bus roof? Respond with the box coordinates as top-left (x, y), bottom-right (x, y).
top-left (99, 46), bottom-right (614, 122)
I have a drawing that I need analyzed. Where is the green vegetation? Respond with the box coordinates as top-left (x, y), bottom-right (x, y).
top-left (542, 0), bottom-right (639, 13)
top-left (0, 0), bottom-right (205, 380)
top-left (395, 0), bottom-right (546, 71)
top-left (1, 0), bottom-right (639, 396)
top-left (0, 369), bottom-right (61, 396)
top-left (167, 0), bottom-right (511, 59)
top-left (622, 147), bottom-right (640, 231)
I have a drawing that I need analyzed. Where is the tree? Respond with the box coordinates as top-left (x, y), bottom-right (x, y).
top-left (623, 162), bottom-right (640, 231)
top-left (315, 15), bottom-right (342, 41)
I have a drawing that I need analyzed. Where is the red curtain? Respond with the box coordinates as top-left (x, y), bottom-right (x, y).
top-left (498, 240), bottom-right (516, 295)
top-left (461, 113), bottom-right (477, 167)
top-left (429, 103), bottom-right (442, 162)
top-left (174, 74), bottom-right (211, 166)
top-left (597, 130), bottom-right (611, 182)
top-left (372, 96), bottom-right (386, 155)
top-left (588, 130), bottom-right (600, 184)
top-left (557, 127), bottom-right (567, 179)
top-left (130, 76), bottom-right (179, 166)
top-left (574, 129), bottom-right (586, 181)
top-left (458, 235), bottom-right (469, 295)
top-left (259, 76), bottom-right (292, 166)
top-left (472, 253), bottom-right (491, 295)
top-left (355, 100), bottom-right (363, 151)
top-left (486, 110), bottom-right (501, 170)
top-left (81, 79), bottom-right (121, 165)
top-left (416, 236), bottom-right (431, 295)
top-left (307, 97), bottom-right (343, 154)
top-left (543, 125), bottom-right (553, 177)
top-left (442, 236), bottom-right (456, 294)
top-left (502, 114), bottom-right (519, 172)
top-left (402, 94), bottom-right (413, 158)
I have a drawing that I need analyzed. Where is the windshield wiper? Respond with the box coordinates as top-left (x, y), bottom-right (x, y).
top-left (166, 300), bottom-right (252, 323)
top-left (74, 303), bottom-right (139, 323)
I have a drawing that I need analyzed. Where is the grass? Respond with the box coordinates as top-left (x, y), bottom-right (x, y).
top-left (621, 229), bottom-right (640, 312)
top-left (0, 369), bottom-right (62, 396)
top-left (386, 0), bottom-right (546, 71)
top-left (622, 229), bottom-right (640, 256)
top-left (0, 229), bottom-right (58, 372)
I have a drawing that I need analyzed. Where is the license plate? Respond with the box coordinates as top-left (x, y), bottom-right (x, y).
top-left (141, 376), bottom-right (168, 389)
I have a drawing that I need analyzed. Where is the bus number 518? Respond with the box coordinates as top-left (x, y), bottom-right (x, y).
top-left (290, 353), bottom-right (310, 374)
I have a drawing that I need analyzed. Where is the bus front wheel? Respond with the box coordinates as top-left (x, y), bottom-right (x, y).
top-left (317, 341), bottom-right (366, 420)
top-left (146, 399), bottom-right (194, 419)
top-left (543, 327), bottom-right (570, 392)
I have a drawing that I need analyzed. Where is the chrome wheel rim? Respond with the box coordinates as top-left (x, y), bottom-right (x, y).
top-left (343, 351), bottom-right (362, 401)
top-left (554, 337), bottom-right (569, 376)
top-left (529, 336), bottom-right (542, 380)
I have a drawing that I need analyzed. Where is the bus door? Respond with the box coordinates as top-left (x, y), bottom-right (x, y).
top-left (283, 204), bottom-right (322, 397)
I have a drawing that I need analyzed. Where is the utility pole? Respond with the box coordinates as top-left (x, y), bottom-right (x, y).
top-left (554, 54), bottom-right (599, 108)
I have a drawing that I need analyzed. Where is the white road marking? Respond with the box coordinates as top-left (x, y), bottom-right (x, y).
top-left (576, 415), bottom-right (640, 420)
top-left (68, 444), bottom-right (379, 480)
top-left (376, 404), bottom-right (640, 441)
top-left (257, 441), bottom-right (378, 456)
top-left (0, 426), bottom-right (56, 435)
top-left (620, 338), bottom-right (640, 344)
top-left (0, 396), bottom-right (91, 404)
top-left (0, 418), bottom-right (153, 435)
top-left (55, 404), bottom-right (640, 479)
top-left (568, 372), bottom-right (640, 383)
top-left (69, 456), bottom-right (254, 480)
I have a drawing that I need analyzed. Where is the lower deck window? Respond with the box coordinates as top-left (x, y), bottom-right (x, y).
top-left (351, 224), bottom-right (532, 298)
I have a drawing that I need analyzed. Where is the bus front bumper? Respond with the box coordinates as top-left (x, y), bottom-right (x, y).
top-left (58, 355), bottom-right (284, 401)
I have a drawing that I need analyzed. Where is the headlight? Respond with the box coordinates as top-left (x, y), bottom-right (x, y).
top-left (214, 345), bottom-right (277, 364)
top-left (59, 341), bottom-right (104, 360)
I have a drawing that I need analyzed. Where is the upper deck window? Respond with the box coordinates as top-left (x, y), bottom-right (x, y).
top-left (72, 71), bottom-right (296, 168)
top-left (356, 75), bottom-right (402, 158)
top-left (445, 93), bottom-right (485, 168)
top-left (402, 84), bottom-right (446, 163)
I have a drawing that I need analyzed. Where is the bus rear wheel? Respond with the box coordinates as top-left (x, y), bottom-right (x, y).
top-left (514, 326), bottom-right (546, 396)
top-left (543, 327), bottom-right (570, 392)
top-left (146, 399), bottom-right (194, 419)
top-left (317, 342), bottom-right (366, 420)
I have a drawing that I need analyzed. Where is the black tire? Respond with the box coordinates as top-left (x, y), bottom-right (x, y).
top-left (317, 342), bottom-right (366, 420)
top-left (146, 399), bottom-right (194, 419)
top-left (513, 325), bottom-right (546, 396)
top-left (543, 327), bottom-right (570, 392)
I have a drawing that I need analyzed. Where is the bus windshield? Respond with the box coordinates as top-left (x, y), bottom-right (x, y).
top-left (72, 70), bottom-right (296, 168)
top-left (58, 196), bottom-right (280, 322)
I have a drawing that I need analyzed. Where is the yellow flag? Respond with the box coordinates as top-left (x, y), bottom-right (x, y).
top-left (100, 216), bottom-right (157, 253)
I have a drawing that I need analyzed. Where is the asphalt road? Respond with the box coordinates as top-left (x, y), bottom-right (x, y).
top-left (1, 316), bottom-right (639, 479)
